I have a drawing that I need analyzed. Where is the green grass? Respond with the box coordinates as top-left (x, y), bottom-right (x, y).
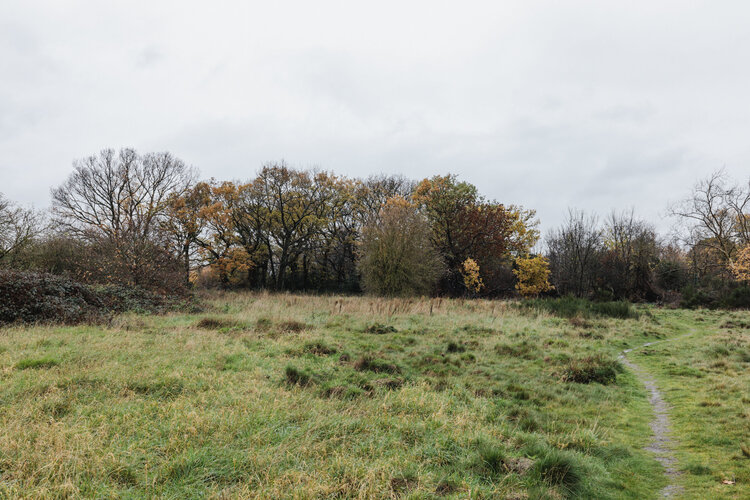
top-left (523, 296), bottom-right (640, 319)
top-left (14, 356), bottom-right (59, 370)
top-left (0, 292), bottom-right (744, 498)
top-left (627, 309), bottom-right (750, 499)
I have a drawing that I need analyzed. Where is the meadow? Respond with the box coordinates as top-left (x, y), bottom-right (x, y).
top-left (0, 292), bottom-right (747, 499)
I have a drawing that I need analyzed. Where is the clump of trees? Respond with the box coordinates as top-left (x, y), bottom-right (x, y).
top-left (2, 148), bottom-right (748, 307)
top-left (413, 175), bottom-right (540, 295)
top-left (1, 149), bottom-right (544, 298)
top-left (544, 170), bottom-right (750, 307)
top-left (546, 209), bottom-right (662, 301)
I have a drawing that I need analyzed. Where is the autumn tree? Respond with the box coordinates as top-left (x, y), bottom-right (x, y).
top-left (730, 245), bottom-right (750, 282)
top-left (193, 181), bottom-right (251, 287)
top-left (249, 164), bottom-right (345, 289)
top-left (414, 174), bottom-right (538, 295)
top-left (162, 182), bottom-right (211, 286)
top-left (514, 254), bottom-right (553, 297)
top-left (461, 258), bottom-right (484, 295)
top-left (358, 197), bottom-right (443, 296)
top-left (231, 181), bottom-right (271, 287)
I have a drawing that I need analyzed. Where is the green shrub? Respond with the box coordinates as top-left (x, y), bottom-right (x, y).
top-left (93, 284), bottom-right (173, 314)
top-left (475, 442), bottom-right (506, 476)
top-left (495, 340), bottom-right (536, 359)
top-left (277, 321), bottom-right (309, 333)
top-left (590, 301), bottom-right (636, 319)
top-left (0, 271), bottom-right (107, 325)
top-left (302, 341), bottom-right (337, 356)
top-left (358, 200), bottom-right (444, 296)
top-left (196, 316), bottom-right (246, 331)
top-left (446, 341), bottom-right (466, 353)
top-left (681, 284), bottom-right (750, 310)
top-left (722, 286), bottom-right (750, 309)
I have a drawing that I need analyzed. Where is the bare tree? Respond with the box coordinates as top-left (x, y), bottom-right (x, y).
top-left (602, 209), bottom-right (659, 299)
top-left (0, 194), bottom-right (41, 265)
top-left (669, 170), bottom-right (750, 279)
top-left (546, 209), bottom-right (602, 297)
top-left (51, 148), bottom-right (196, 287)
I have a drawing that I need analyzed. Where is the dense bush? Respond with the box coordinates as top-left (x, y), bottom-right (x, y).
top-left (0, 270), bottom-right (109, 325)
top-left (680, 284), bottom-right (750, 310)
top-left (723, 286), bottom-right (750, 309)
top-left (0, 270), bottom-right (178, 325)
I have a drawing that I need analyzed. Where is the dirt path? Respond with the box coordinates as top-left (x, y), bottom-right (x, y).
top-left (619, 336), bottom-right (691, 499)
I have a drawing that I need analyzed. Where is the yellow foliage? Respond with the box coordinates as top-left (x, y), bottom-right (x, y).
top-left (514, 255), bottom-right (553, 297)
top-left (461, 258), bottom-right (484, 294)
top-left (383, 195), bottom-right (415, 210)
top-left (730, 245), bottom-right (750, 282)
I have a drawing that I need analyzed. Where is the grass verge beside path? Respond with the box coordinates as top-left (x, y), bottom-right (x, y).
top-left (628, 309), bottom-right (750, 499)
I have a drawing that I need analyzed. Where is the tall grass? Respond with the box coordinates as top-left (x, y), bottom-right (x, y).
top-left (523, 296), bottom-right (639, 319)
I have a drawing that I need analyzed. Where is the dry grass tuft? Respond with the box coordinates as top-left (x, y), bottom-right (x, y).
top-left (277, 321), bottom-right (309, 333)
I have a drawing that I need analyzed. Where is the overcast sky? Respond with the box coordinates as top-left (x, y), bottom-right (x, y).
top-left (2, 1), bottom-right (749, 234)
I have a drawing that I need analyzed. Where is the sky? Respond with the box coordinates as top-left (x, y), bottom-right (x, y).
top-left (2, 1), bottom-right (750, 235)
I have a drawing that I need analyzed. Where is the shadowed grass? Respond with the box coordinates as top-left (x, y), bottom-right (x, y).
top-left (15, 356), bottom-right (59, 370)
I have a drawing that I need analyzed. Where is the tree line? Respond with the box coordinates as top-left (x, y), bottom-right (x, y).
top-left (1, 148), bottom-right (749, 305)
top-left (546, 171), bottom-right (750, 306)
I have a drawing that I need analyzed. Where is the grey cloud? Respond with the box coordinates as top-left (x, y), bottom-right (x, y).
top-left (135, 46), bottom-right (165, 68)
top-left (1, 0), bottom-right (749, 237)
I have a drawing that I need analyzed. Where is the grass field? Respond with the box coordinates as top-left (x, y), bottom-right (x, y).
top-left (0, 292), bottom-right (747, 499)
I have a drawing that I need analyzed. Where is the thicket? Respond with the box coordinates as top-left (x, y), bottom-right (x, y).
top-left (0, 270), bottom-right (177, 325)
